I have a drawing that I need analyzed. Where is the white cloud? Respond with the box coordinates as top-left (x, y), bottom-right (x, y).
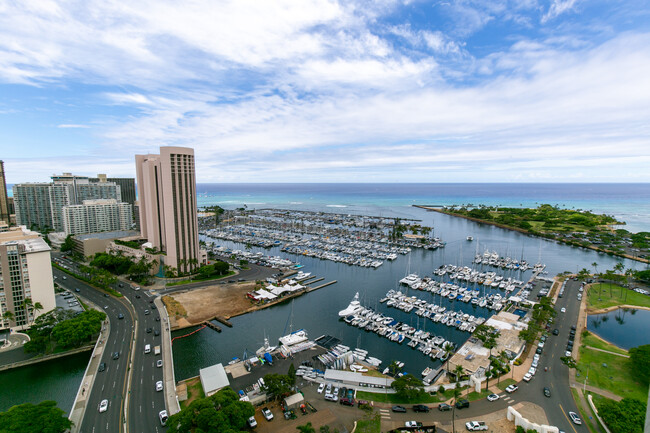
top-left (57, 124), bottom-right (90, 128)
top-left (542, 0), bottom-right (578, 23)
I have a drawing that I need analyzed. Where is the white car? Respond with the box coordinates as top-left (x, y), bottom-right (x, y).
top-left (565, 350), bottom-right (572, 357)
top-left (531, 360), bottom-right (539, 368)
top-left (247, 416), bottom-right (257, 428)
top-left (405, 421), bottom-right (423, 428)
top-left (155, 380), bottom-right (163, 392)
top-left (537, 341), bottom-right (545, 348)
top-left (317, 383), bottom-right (325, 394)
top-left (486, 394), bottom-right (499, 401)
top-left (523, 373), bottom-right (533, 382)
top-left (569, 411), bottom-right (582, 425)
top-left (465, 421), bottom-right (488, 431)
top-left (159, 410), bottom-right (168, 426)
top-left (505, 384), bottom-right (518, 393)
top-left (528, 367), bottom-right (536, 376)
top-left (560, 307), bottom-right (566, 313)
top-left (262, 407), bottom-right (273, 421)
top-left (99, 399), bottom-right (108, 413)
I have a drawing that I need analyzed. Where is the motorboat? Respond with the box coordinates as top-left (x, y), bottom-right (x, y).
top-left (338, 292), bottom-right (363, 317)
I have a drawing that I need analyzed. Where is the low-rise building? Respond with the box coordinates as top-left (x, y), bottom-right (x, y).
top-left (72, 230), bottom-right (140, 258)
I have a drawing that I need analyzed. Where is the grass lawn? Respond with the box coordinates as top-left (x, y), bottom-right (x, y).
top-left (355, 413), bottom-right (381, 433)
top-left (355, 390), bottom-right (443, 404)
top-left (577, 344), bottom-right (647, 401)
top-left (465, 389), bottom-right (491, 402)
top-left (166, 271), bottom-right (236, 287)
top-left (496, 378), bottom-right (517, 391)
top-left (179, 377), bottom-right (205, 410)
top-left (581, 332), bottom-right (628, 355)
top-left (587, 283), bottom-right (650, 310)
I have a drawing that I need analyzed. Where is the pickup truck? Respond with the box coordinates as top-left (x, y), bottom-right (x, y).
top-left (465, 421), bottom-right (488, 431)
top-left (154, 345), bottom-right (161, 355)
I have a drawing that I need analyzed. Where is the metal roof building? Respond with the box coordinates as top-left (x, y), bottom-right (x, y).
top-left (199, 363), bottom-right (230, 396)
top-left (323, 369), bottom-right (394, 389)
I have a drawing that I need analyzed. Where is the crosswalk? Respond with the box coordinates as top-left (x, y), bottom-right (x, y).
top-left (379, 408), bottom-right (391, 420)
top-left (499, 393), bottom-right (516, 403)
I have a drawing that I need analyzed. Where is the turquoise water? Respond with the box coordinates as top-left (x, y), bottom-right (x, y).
top-left (195, 183), bottom-right (650, 233)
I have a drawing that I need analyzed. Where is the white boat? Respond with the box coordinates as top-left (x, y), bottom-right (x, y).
top-left (338, 292), bottom-right (363, 317)
top-left (467, 236), bottom-right (473, 241)
top-left (255, 336), bottom-right (277, 357)
top-left (278, 329), bottom-right (308, 346)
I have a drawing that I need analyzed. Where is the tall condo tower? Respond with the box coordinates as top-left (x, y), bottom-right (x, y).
top-left (0, 161), bottom-right (10, 224)
top-left (135, 147), bottom-right (199, 273)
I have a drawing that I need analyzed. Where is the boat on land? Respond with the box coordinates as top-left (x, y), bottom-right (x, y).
top-left (279, 329), bottom-right (308, 346)
top-left (338, 292), bottom-right (363, 317)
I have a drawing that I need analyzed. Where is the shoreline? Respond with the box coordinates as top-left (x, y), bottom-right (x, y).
top-left (415, 205), bottom-right (649, 265)
top-left (587, 304), bottom-right (650, 315)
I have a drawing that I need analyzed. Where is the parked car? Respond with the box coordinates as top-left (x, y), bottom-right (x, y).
top-left (465, 421), bottom-right (488, 431)
top-left (438, 403), bottom-right (452, 411)
top-left (523, 373), bottom-right (533, 382)
top-left (317, 383), bottom-right (325, 394)
top-left (247, 416), bottom-right (257, 428)
top-left (560, 307), bottom-right (566, 313)
top-left (455, 399), bottom-right (470, 409)
top-left (486, 394), bottom-right (499, 402)
top-left (262, 407), bottom-right (273, 421)
top-left (340, 398), bottom-right (354, 406)
top-left (405, 421), bottom-right (423, 428)
top-left (412, 404), bottom-right (430, 412)
top-left (392, 405), bottom-right (407, 413)
top-left (569, 411), bottom-right (582, 425)
top-left (505, 385), bottom-right (518, 393)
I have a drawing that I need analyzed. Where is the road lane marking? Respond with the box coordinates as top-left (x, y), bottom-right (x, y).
top-left (113, 381), bottom-right (116, 388)
top-left (559, 403), bottom-right (579, 433)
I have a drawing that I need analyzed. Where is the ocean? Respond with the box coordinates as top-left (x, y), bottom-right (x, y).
top-left (195, 183), bottom-right (650, 233)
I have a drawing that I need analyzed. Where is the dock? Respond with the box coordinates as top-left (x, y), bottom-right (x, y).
top-left (306, 280), bottom-right (337, 292)
top-left (305, 277), bottom-right (324, 285)
top-left (214, 316), bottom-right (233, 327)
top-left (203, 321), bottom-right (222, 332)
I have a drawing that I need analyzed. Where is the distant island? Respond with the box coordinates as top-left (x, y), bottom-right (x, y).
top-left (416, 204), bottom-right (650, 264)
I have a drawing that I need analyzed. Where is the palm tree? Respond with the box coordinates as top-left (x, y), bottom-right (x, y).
top-left (2, 310), bottom-right (14, 324)
top-left (297, 422), bottom-right (316, 433)
top-left (453, 364), bottom-right (465, 383)
top-left (592, 262), bottom-right (598, 276)
top-left (451, 383), bottom-right (462, 433)
top-left (484, 367), bottom-right (493, 392)
top-left (443, 342), bottom-right (455, 376)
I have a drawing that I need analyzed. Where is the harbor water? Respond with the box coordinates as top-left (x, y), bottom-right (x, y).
top-left (173, 203), bottom-right (644, 381)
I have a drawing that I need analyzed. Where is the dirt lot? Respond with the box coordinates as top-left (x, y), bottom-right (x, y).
top-left (165, 281), bottom-right (258, 327)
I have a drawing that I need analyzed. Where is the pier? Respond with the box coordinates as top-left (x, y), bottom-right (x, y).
top-left (203, 320), bottom-right (222, 332)
top-left (307, 280), bottom-right (337, 292)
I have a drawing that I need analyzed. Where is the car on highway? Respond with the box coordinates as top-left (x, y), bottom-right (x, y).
top-left (135, 294), bottom-right (141, 298)
top-left (262, 407), bottom-right (273, 421)
top-left (560, 307), bottom-right (566, 313)
top-left (543, 387), bottom-right (551, 397)
top-left (144, 309), bottom-right (150, 315)
top-left (156, 359), bottom-right (163, 368)
top-left (569, 411), bottom-right (582, 425)
top-left (505, 385), bottom-right (518, 393)
top-left (392, 405), bottom-right (407, 413)
top-left (317, 383), bottom-right (325, 393)
top-left (112, 351), bottom-right (119, 360)
top-left (465, 421), bottom-right (488, 431)
top-left (486, 394), bottom-right (499, 402)
top-left (146, 327), bottom-right (152, 333)
top-left (412, 404), bottom-right (430, 412)
top-left (455, 399), bottom-right (470, 409)
top-left (104, 305), bottom-right (109, 309)
top-left (75, 288), bottom-right (80, 292)
top-left (98, 362), bottom-right (106, 372)
top-left (99, 399), bottom-right (108, 413)
top-left (155, 316), bottom-right (161, 321)
top-left (154, 329), bottom-right (160, 336)
top-left (155, 380), bottom-right (163, 392)
top-left (438, 403), bottom-right (452, 411)
top-left (405, 421), bottom-right (423, 428)
top-left (159, 410), bottom-right (168, 426)
top-left (117, 313), bottom-right (124, 319)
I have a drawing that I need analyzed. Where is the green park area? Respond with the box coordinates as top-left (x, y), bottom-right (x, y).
top-left (577, 332), bottom-right (647, 402)
top-left (587, 283), bottom-right (650, 310)
top-left (435, 204), bottom-right (650, 262)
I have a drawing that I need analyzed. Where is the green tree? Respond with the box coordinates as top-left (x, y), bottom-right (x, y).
top-left (451, 383), bottom-right (462, 433)
top-left (166, 388), bottom-right (254, 433)
top-left (297, 422), bottom-right (316, 433)
top-left (453, 364), bottom-right (465, 383)
top-left (0, 400), bottom-right (72, 433)
top-left (390, 374), bottom-right (424, 401)
top-left (261, 373), bottom-right (293, 400)
top-left (60, 235), bottom-right (74, 252)
top-left (598, 398), bottom-right (646, 433)
top-left (628, 345), bottom-right (650, 385)
top-left (287, 363), bottom-right (296, 386)
top-left (51, 310), bottom-right (106, 349)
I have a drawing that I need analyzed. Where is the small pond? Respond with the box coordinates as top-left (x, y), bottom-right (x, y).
top-left (587, 308), bottom-right (650, 350)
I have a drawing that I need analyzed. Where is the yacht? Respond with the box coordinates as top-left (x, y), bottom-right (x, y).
top-left (278, 329), bottom-right (308, 347)
top-left (338, 292), bottom-right (363, 317)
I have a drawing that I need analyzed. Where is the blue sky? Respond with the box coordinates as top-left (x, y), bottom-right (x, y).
top-left (1, 0), bottom-right (649, 183)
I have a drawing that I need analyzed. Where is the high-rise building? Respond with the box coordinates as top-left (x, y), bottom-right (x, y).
top-left (90, 175), bottom-right (136, 207)
top-left (62, 199), bottom-right (133, 235)
top-left (0, 226), bottom-right (56, 330)
top-left (13, 174), bottom-right (122, 232)
top-left (0, 161), bottom-right (10, 224)
top-left (13, 183), bottom-right (53, 231)
top-left (135, 147), bottom-right (200, 273)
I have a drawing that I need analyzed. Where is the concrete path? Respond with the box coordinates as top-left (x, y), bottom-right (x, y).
top-left (583, 345), bottom-right (629, 358)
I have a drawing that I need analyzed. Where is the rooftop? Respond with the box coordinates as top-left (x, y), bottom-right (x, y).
top-left (75, 230), bottom-right (140, 241)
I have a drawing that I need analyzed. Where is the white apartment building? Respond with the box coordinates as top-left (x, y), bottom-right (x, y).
top-left (62, 199), bottom-right (133, 235)
top-left (0, 226), bottom-right (56, 330)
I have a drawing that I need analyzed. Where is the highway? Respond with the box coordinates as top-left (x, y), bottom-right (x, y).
top-left (53, 266), bottom-right (134, 433)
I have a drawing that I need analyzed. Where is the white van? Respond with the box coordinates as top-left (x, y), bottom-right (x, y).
top-left (144, 344), bottom-right (151, 354)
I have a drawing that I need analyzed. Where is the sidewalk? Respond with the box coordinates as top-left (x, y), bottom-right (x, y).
top-left (155, 295), bottom-right (181, 415)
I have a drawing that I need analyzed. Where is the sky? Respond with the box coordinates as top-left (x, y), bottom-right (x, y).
top-left (1, 0), bottom-right (650, 184)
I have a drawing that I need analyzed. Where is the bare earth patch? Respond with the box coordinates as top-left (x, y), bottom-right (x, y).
top-left (168, 281), bottom-right (258, 325)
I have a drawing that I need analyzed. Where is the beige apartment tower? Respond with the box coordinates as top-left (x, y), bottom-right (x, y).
top-left (135, 147), bottom-right (199, 274)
